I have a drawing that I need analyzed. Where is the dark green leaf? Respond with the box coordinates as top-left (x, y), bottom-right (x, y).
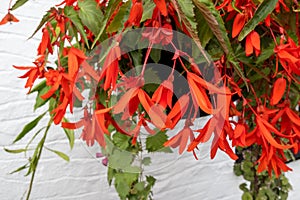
top-left (238, 0), bottom-right (278, 41)
top-left (46, 147), bottom-right (70, 162)
top-left (106, 1), bottom-right (130, 33)
top-left (146, 175), bottom-right (156, 186)
top-left (195, 8), bottom-right (213, 48)
top-left (256, 43), bottom-right (275, 64)
top-left (150, 47), bottom-right (161, 63)
top-left (239, 183), bottom-right (249, 192)
top-left (193, 0), bottom-right (233, 55)
top-left (78, 0), bottom-right (104, 36)
top-left (4, 148), bottom-right (27, 154)
top-left (146, 131), bottom-right (168, 152)
top-left (10, 0), bottom-right (29, 11)
top-left (64, 6), bottom-right (89, 48)
top-left (13, 112), bottom-right (47, 143)
top-left (28, 10), bottom-right (52, 39)
top-left (62, 118), bottom-right (75, 149)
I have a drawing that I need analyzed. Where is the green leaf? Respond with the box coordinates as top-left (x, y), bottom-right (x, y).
top-left (112, 132), bottom-right (130, 150)
top-left (34, 86), bottom-right (51, 111)
top-left (78, 0), bottom-right (104, 36)
top-left (107, 167), bottom-right (115, 185)
top-left (242, 192), bottom-right (253, 200)
top-left (13, 112), bottom-right (47, 143)
top-left (106, 1), bottom-right (131, 33)
top-left (64, 6), bottom-right (90, 48)
top-left (141, 1), bottom-right (156, 22)
top-left (30, 80), bottom-right (46, 94)
top-left (177, 0), bottom-right (197, 30)
top-left (239, 183), bottom-right (249, 192)
top-left (4, 148), bottom-right (27, 154)
top-left (195, 8), bottom-right (213, 48)
top-left (46, 147), bottom-right (70, 162)
top-left (256, 43), bottom-right (275, 64)
top-left (193, 0), bottom-right (233, 55)
top-left (134, 182), bottom-right (145, 191)
top-left (146, 175), bottom-right (156, 186)
top-left (238, 0), bottom-right (278, 41)
top-left (10, 0), bottom-right (29, 11)
top-left (150, 47), bottom-right (161, 63)
top-left (142, 157), bottom-right (151, 166)
top-left (62, 118), bottom-right (75, 149)
top-left (10, 164), bottom-right (29, 174)
top-left (28, 10), bottom-right (52, 39)
top-left (146, 131), bottom-right (168, 152)
top-left (91, 0), bottom-right (122, 49)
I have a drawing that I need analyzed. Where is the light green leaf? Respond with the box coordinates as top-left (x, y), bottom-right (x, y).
top-left (13, 112), bottom-right (47, 143)
top-left (64, 6), bottom-right (89, 48)
top-left (10, 0), bottom-right (29, 11)
top-left (112, 132), bottom-right (130, 150)
top-left (242, 192), bottom-right (253, 200)
top-left (10, 164), bottom-right (29, 174)
top-left (141, 1), bottom-right (156, 22)
top-left (238, 0), bottom-right (278, 41)
top-left (46, 147), bottom-right (70, 162)
top-left (62, 118), bottom-right (75, 149)
top-left (4, 148), bottom-right (27, 154)
top-left (78, 0), bottom-right (104, 36)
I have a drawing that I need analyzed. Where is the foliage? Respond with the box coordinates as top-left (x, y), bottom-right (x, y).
top-left (1, 0), bottom-right (300, 199)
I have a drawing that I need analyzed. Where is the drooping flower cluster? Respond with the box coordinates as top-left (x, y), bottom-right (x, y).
top-left (3, 0), bottom-right (300, 179)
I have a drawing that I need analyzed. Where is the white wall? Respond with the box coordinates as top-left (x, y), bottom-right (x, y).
top-left (0, 1), bottom-right (299, 199)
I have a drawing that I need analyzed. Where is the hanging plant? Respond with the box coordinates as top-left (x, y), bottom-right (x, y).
top-left (2, 0), bottom-right (300, 199)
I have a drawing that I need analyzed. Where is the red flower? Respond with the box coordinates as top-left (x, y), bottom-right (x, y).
top-left (37, 27), bottom-right (53, 55)
top-left (99, 45), bottom-right (121, 90)
top-left (0, 12), bottom-right (19, 25)
top-left (124, 0), bottom-right (143, 28)
top-left (13, 56), bottom-right (46, 92)
top-left (152, 74), bottom-right (173, 109)
top-left (164, 120), bottom-right (194, 154)
top-left (187, 72), bottom-right (212, 114)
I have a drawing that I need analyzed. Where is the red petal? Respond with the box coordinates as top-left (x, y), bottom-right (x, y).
top-left (232, 13), bottom-right (245, 38)
top-left (153, 0), bottom-right (168, 16)
top-left (270, 77), bottom-right (286, 105)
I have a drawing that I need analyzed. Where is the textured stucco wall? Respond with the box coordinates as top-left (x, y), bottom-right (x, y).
top-left (0, 1), bottom-right (300, 200)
